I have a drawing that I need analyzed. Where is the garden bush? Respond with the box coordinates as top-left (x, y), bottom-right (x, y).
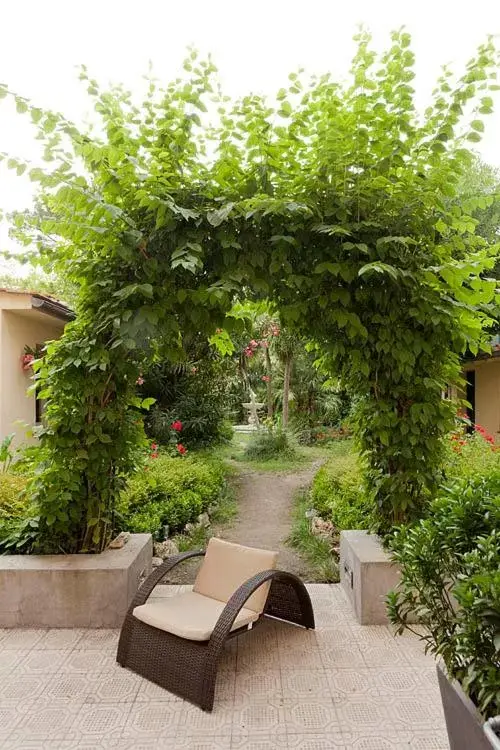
top-left (0, 473), bottom-right (39, 552)
top-left (141, 342), bottom-right (235, 448)
top-left (445, 429), bottom-right (500, 481)
top-left (243, 427), bottom-right (297, 461)
top-left (310, 456), bottom-right (372, 531)
top-left (388, 472), bottom-right (500, 717)
top-left (119, 454), bottom-right (226, 536)
top-left (0, 473), bottom-right (28, 519)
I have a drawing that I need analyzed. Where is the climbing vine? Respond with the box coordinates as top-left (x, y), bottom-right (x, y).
top-left (1, 31), bottom-right (499, 551)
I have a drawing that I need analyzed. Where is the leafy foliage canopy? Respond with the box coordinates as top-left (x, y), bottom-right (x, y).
top-left (1, 31), bottom-right (499, 550)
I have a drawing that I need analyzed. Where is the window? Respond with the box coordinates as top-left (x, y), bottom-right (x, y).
top-left (35, 387), bottom-right (45, 425)
top-left (465, 370), bottom-right (475, 432)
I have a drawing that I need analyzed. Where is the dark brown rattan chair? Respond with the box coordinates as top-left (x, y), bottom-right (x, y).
top-left (117, 538), bottom-right (315, 711)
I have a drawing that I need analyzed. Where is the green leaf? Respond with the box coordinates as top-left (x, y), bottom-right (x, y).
top-left (207, 203), bottom-right (234, 227)
top-left (358, 262), bottom-right (399, 281)
top-left (278, 101), bottom-right (292, 117)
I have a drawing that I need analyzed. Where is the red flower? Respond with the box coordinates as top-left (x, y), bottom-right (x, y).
top-left (176, 443), bottom-right (187, 455)
top-left (150, 452), bottom-right (159, 459)
top-left (170, 420), bottom-right (183, 432)
top-left (21, 353), bottom-right (34, 371)
top-left (151, 443), bottom-right (158, 451)
top-left (261, 375), bottom-right (271, 382)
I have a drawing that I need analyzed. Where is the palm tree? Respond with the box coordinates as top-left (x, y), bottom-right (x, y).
top-left (272, 329), bottom-right (298, 429)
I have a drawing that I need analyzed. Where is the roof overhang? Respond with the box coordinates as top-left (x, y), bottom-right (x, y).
top-left (30, 294), bottom-right (75, 322)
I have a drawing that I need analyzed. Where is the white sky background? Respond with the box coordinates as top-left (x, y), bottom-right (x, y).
top-left (1, 0), bottom-right (500, 274)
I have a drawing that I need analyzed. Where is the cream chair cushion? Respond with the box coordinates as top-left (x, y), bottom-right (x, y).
top-left (133, 591), bottom-right (258, 641)
top-left (193, 537), bottom-right (278, 614)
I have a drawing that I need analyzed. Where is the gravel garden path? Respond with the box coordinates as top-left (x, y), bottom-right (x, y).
top-left (163, 462), bottom-right (323, 584)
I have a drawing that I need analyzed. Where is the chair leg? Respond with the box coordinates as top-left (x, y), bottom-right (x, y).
top-left (200, 657), bottom-right (218, 712)
top-left (265, 576), bottom-right (315, 629)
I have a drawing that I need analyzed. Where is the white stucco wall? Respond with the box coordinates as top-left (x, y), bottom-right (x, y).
top-left (0, 297), bottom-right (66, 449)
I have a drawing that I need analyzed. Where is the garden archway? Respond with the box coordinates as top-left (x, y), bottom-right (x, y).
top-left (3, 31), bottom-right (498, 552)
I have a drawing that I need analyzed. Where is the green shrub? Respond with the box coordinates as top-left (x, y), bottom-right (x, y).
top-left (119, 454), bottom-right (226, 536)
top-left (0, 473), bottom-right (40, 553)
top-left (141, 344), bottom-right (235, 448)
top-left (244, 427), bottom-right (297, 461)
top-left (0, 473), bottom-right (28, 519)
top-left (388, 473), bottom-right (500, 717)
top-left (310, 456), bottom-right (371, 531)
top-left (444, 431), bottom-right (500, 482)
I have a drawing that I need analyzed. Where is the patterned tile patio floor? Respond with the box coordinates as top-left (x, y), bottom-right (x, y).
top-left (0, 584), bottom-right (449, 749)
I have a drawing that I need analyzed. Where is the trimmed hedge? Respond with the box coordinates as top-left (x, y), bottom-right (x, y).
top-left (119, 455), bottom-right (226, 536)
top-left (310, 456), bottom-right (372, 531)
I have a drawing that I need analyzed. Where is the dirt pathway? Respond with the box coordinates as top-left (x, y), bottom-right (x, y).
top-left (164, 461), bottom-right (322, 584)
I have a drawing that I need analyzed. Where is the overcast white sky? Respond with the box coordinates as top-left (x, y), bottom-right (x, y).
top-left (1, 0), bottom-right (500, 273)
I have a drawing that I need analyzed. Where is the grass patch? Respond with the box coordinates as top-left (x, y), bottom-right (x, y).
top-left (287, 490), bottom-right (339, 582)
top-left (209, 432), bottom-right (342, 473)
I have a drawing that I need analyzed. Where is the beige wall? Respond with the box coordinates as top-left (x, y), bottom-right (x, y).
top-left (0, 306), bottom-right (65, 449)
top-left (464, 357), bottom-right (500, 440)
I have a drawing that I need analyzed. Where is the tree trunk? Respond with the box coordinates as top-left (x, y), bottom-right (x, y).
top-left (265, 348), bottom-right (273, 419)
top-left (282, 357), bottom-right (292, 428)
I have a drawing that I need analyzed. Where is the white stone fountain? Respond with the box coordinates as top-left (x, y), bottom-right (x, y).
top-left (242, 388), bottom-right (265, 429)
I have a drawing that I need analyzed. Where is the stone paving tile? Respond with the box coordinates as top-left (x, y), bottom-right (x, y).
top-left (0, 584), bottom-right (449, 749)
top-left (121, 701), bottom-right (183, 739)
top-left (285, 734), bottom-right (346, 749)
top-left (231, 737), bottom-right (289, 749)
top-left (0, 629), bottom-right (45, 650)
top-left (36, 628), bottom-right (85, 650)
top-left (232, 702), bottom-right (287, 737)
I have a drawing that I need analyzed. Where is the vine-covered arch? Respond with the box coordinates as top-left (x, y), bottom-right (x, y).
top-left (2, 31), bottom-right (498, 552)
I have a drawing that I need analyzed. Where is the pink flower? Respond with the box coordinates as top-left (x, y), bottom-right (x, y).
top-left (136, 376), bottom-right (145, 386)
top-left (191, 366), bottom-right (198, 374)
top-left (261, 375), bottom-right (271, 382)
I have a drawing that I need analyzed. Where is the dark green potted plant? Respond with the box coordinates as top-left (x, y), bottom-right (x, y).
top-left (387, 474), bottom-right (500, 750)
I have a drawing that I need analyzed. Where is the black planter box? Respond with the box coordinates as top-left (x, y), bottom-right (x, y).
top-left (437, 663), bottom-right (495, 750)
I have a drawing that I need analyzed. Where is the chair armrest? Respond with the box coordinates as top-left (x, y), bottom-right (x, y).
top-left (129, 550), bottom-right (206, 611)
top-left (208, 569), bottom-right (304, 653)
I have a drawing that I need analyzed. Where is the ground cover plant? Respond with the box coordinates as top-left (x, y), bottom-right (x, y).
top-left (1, 31), bottom-right (498, 552)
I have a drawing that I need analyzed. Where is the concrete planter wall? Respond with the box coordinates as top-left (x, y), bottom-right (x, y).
top-left (0, 533), bottom-right (152, 628)
top-left (437, 663), bottom-right (494, 750)
top-left (339, 530), bottom-right (405, 625)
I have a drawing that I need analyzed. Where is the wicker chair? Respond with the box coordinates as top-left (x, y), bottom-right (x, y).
top-left (117, 537), bottom-right (315, 711)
